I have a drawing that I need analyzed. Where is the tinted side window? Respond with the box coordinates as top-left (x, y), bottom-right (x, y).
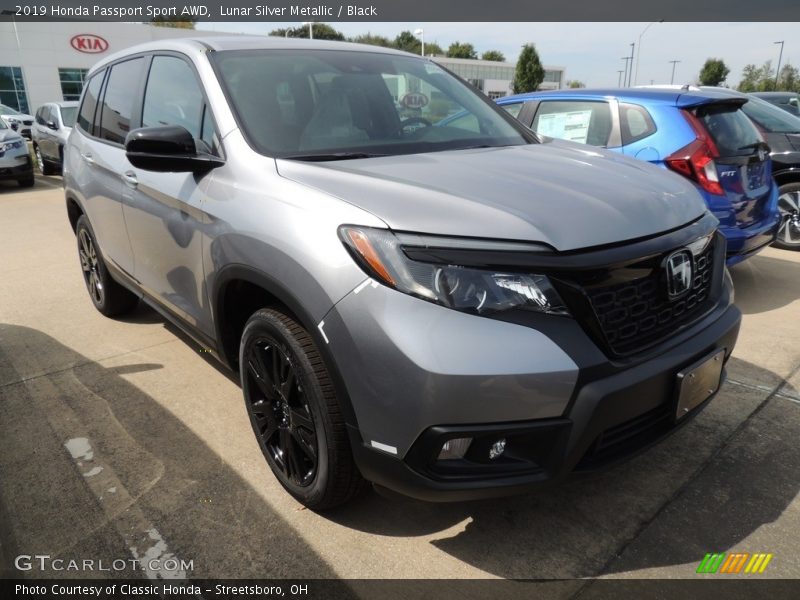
top-left (619, 103), bottom-right (656, 145)
top-left (77, 71), bottom-right (104, 134)
top-left (532, 100), bottom-right (612, 146)
top-left (142, 56), bottom-right (206, 140)
top-left (98, 58), bottom-right (145, 144)
top-left (35, 106), bottom-right (45, 124)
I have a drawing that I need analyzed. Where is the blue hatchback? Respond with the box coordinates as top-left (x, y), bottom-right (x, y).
top-left (495, 89), bottom-right (781, 265)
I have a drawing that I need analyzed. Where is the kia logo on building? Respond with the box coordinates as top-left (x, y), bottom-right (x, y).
top-left (70, 34), bottom-right (109, 54)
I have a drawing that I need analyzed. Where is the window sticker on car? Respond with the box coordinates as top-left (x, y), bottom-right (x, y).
top-left (537, 110), bottom-right (593, 144)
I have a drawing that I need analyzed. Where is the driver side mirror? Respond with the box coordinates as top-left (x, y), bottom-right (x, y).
top-left (46, 120), bottom-right (58, 131)
top-left (125, 125), bottom-right (224, 173)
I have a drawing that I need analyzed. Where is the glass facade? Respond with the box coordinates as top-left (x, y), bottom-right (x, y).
top-left (0, 66), bottom-right (29, 113)
top-left (59, 68), bottom-right (89, 101)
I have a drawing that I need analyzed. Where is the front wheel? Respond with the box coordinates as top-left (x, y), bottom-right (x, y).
top-left (34, 144), bottom-right (56, 176)
top-left (773, 183), bottom-right (800, 251)
top-left (239, 308), bottom-right (365, 509)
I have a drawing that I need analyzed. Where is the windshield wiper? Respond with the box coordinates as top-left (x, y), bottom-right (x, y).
top-left (738, 141), bottom-right (771, 153)
top-left (281, 152), bottom-right (387, 162)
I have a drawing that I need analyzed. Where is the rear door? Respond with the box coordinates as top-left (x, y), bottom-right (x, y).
top-left (695, 103), bottom-right (772, 228)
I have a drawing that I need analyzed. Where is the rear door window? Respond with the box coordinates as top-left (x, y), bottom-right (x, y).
top-left (532, 100), bottom-right (612, 146)
top-left (98, 58), bottom-right (145, 144)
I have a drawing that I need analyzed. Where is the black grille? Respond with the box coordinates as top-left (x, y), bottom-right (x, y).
top-left (555, 237), bottom-right (718, 356)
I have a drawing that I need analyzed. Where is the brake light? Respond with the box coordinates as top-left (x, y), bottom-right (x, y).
top-left (665, 109), bottom-right (724, 196)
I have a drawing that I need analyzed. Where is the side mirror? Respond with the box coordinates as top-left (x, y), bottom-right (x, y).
top-left (47, 120), bottom-right (58, 130)
top-left (125, 125), bottom-right (224, 173)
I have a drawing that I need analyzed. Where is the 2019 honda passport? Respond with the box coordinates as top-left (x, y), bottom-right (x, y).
top-left (64, 37), bottom-right (741, 509)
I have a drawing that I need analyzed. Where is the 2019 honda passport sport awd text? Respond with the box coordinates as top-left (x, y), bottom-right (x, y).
top-left (63, 37), bottom-right (741, 509)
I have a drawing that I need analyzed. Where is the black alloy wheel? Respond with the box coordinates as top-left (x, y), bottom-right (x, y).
top-left (774, 184), bottom-right (800, 250)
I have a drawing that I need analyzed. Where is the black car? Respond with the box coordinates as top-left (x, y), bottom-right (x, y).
top-left (751, 92), bottom-right (800, 117)
top-left (739, 94), bottom-right (800, 250)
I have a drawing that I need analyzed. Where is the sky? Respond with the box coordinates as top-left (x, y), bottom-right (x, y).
top-left (197, 22), bottom-right (799, 88)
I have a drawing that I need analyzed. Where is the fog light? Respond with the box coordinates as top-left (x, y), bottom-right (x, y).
top-left (489, 438), bottom-right (506, 460)
top-left (437, 437), bottom-right (472, 460)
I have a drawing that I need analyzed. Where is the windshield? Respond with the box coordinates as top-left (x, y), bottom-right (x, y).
top-left (741, 96), bottom-right (800, 134)
top-left (0, 105), bottom-right (22, 116)
top-left (212, 49), bottom-right (533, 158)
top-left (60, 106), bottom-right (77, 127)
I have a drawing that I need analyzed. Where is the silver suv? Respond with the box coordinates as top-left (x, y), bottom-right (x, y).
top-left (32, 101), bottom-right (78, 175)
top-left (64, 37), bottom-right (741, 509)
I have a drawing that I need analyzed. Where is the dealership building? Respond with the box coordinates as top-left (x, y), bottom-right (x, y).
top-left (0, 21), bottom-right (565, 114)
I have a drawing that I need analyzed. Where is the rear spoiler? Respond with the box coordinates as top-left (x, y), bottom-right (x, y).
top-left (675, 94), bottom-right (747, 110)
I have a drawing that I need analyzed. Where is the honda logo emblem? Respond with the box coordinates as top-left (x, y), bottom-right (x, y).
top-left (665, 250), bottom-right (693, 298)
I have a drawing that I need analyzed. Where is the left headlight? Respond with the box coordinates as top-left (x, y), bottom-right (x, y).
top-left (0, 140), bottom-right (24, 153)
top-left (339, 225), bottom-right (569, 317)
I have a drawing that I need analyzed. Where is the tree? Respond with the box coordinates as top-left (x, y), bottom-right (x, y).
top-left (481, 50), bottom-right (506, 62)
top-left (394, 30), bottom-right (421, 54)
top-left (447, 41), bottom-right (478, 59)
top-left (269, 23), bottom-right (345, 41)
top-left (513, 43), bottom-right (545, 94)
top-left (567, 80), bottom-right (586, 88)
top-left (778, 64), bottom-right (800, 92)
top-left (698, 58), bottom-right (730, 87)
top-left (349, 33), bottom-right (393, 48)
top-left (151, 18), bottom-right (195, 29)
top-left (424, 42), bottom-right (444, 56)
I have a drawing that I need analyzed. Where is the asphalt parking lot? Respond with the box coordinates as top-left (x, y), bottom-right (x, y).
top-left (1, 175), bottom-right (800, 588)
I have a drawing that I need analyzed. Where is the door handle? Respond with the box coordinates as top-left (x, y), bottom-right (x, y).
top-left (122, 170), bottom-right (138, 187)
top-left (80, 152), bottom-right (94, 165)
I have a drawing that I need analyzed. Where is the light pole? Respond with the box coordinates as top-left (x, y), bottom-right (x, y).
top-left (302, 21), bottom-right (313, 39)
top-left (621, 56), bottom-right (631, 88)
top-left (414, 28), bottom-right (425, 56)
top-left (634, 20), bottom-right (664, 86)
top-left (617, 70), bottom-right (625, 86)
top-left (669, 60), bottom-right (681, 84)
top-left (627, 43), bottom-right (635, 87)
top-left (775, 41), bottom-right (785, 88)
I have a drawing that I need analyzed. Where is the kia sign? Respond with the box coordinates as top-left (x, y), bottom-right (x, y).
top-left (70, 34), bottom-right (109, 54)
top-left (401, 92), bottom-right (429, 109)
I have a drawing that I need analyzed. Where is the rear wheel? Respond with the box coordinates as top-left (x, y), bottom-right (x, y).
top-left (773, 183), bottom-right (800, 251)
top-left (75, 215), bottom-right (138, 316)
top-left (240, 308), bottom-right (365, 509)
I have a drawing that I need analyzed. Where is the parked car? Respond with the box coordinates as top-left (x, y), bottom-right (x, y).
top-left (751, 92), bottom-right (800, 116)
top-left (0, 117), bottom-right (34, 188)
top-left (637, 85), bottom-right (800, 251)
top-left (64, 37), bottom-right (741, 509)
top-left (32, 101), bottom-right (78, 175)
top-left (497, 89), bottom-right (781, 266)
top-left (0, 103), bottom-right (34, 139)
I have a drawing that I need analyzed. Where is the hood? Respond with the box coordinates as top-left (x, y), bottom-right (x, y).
top-left (276, 141), bottom-right (707, 252)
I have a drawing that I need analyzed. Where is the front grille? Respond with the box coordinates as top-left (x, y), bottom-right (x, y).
top-left (587, 240), bottom-right (715, 355)
top-left (552, 235), bottom-right (720, 357)
top-left (22, 120), bottom-right (32, 126)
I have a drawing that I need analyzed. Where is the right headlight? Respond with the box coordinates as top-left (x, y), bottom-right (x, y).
top-left (339, 225), bottom-right (569, 317)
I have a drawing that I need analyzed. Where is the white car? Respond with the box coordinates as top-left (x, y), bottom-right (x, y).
top-left (0, 104), bottom-right (34, 139)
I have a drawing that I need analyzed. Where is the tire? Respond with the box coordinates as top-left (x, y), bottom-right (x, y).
top-left (75, 215), bottom-right (138, 317)
top-left (17, 175), bottom-right (34, 188)
top-left (239, 308), bottom-right (365, 510)
top-left (773, 182), bottom-right (800, 251)
top-left (34, 144), bottom-right (55, 176)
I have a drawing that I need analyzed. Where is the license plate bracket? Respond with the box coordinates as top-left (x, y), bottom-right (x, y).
top-left (674, 349), bottom-right (725, 421)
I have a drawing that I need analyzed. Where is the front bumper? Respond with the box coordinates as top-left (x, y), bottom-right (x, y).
top-left (0, 153), bottom-right (33, 180)
top-left (324, 268), bottom-right (740, 502)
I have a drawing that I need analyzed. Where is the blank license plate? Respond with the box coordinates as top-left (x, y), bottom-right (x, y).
top-left (675, 349), bottom-right (725, 421)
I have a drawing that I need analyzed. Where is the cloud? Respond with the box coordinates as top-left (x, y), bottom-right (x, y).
top-left (198, 22), bottom-right (798, 87)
